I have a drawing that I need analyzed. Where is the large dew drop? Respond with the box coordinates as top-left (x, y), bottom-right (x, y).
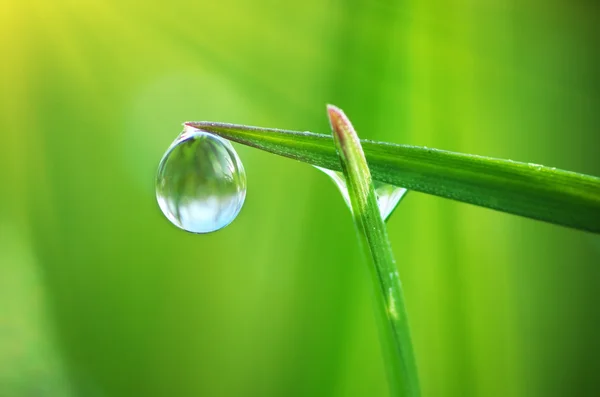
top-left (156, 126), bottom-right (246, 233)
top-left (316, 167), bottom-right (407, 221)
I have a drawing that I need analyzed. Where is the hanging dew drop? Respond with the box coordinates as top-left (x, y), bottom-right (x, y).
top-left (316, 167), bottom-right (407, 221)
top-left (156, 126), bottom-right (246, 233)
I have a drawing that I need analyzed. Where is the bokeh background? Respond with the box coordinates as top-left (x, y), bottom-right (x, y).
top-left (1, 0), bottom-right (599, 396)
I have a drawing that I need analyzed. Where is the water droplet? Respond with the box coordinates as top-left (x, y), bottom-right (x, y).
top-left (156, 126), bottom-right (246, 233)
top-left (528, 162), bottom-right (543, 171)
top-left (316, 167), bottom-right (407, 220)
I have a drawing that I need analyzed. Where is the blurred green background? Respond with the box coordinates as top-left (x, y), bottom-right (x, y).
top-left (1, 0), bottom-right (599, 396)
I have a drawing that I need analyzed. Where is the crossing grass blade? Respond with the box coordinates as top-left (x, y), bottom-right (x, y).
top-left (327, 105), bottom-right (420, 397)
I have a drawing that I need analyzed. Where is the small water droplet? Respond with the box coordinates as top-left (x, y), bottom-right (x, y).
top-left (316, 167), bottom-right (407, 220)
top-left (528, 162), bottom-right (543, 171)
top-left (156, 126), bottom-right (246, 233)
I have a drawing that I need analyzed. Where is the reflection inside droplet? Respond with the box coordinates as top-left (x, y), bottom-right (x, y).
top-left (316, 166), bottom-right (407, 220)
top-left (156, 126), bottom-right (246, 233)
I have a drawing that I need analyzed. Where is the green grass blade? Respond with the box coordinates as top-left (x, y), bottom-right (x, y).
top-left (327, 105), bottom-right (420, 397)
top-left (186, 121), bottom-right (600, 233)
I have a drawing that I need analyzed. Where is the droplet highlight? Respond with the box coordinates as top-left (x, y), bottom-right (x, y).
top-left (156, 126), bottom-right (246, 233)
top-left (316, 167), bottom-right (407, 220)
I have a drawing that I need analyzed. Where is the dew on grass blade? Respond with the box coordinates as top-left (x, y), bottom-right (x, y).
top-left (316, 167), bottom-right (407, 221)
top-left (156, 126), bottom-right (246, 233)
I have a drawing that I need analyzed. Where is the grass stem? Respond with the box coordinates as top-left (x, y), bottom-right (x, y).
top-left (327, 105), bottom-right (420, 397)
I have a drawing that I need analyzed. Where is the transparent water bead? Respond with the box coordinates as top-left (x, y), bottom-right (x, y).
top-left (316, 167), bottom-right (407, 221)
top-left (156, 126), bottom-right (246, 233)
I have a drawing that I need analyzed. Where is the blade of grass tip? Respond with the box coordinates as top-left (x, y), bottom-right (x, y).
top-left (186, 121), bottom-right (600, 234)
top-left (327, 105), bottom-right (420, 397)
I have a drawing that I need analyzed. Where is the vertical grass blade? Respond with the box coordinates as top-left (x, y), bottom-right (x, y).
top-left (327, 105), bottom-right (420, 397)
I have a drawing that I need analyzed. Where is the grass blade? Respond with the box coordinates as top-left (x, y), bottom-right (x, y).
top-left (327, 105), bottom-right (420, 397)
top-left (185, 121), bottom-right (600, 233)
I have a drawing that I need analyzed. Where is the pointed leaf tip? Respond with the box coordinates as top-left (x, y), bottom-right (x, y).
top-left (327, 105), bottom-right (352, 144)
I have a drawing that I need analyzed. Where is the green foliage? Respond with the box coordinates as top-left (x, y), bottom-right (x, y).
top-left (328, 106), bottom-right (420, 397)
top-left (186, 122), bottom-right (600, 233)
top-left (4, 1), bottom-right (600, 396)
